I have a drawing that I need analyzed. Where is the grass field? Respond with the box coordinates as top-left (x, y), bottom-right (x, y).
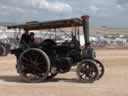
top-left (0, 49), bottom-right (128, 96)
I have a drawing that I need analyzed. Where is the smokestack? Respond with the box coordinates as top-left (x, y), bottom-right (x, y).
top-left (81, 15), bottom-right (90, 46)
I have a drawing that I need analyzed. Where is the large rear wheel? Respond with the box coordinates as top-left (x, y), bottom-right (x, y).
top-left (17, 48), bottom-right (50, 82)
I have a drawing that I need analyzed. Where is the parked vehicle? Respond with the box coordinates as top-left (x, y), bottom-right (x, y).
top-left (0, 41), bottom-right (10, 56)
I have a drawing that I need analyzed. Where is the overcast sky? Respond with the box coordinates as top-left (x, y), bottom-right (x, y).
top-left (0, 0), bottom-right (128, 27)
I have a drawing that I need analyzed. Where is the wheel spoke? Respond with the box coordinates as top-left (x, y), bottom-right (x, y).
top-left (18, 48), bottom-right (50, 82)
top-left (94, 59), bottom-right (104, 80)
top-left (21, 56), bottom-right (31, 63)
top-left (77, 60), bottom-right (98, 82)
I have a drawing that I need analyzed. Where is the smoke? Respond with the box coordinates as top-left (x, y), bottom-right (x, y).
top-left (117, 0), bottom-right (128, 5)
top-left (29, 0), bottom-right (72, 13)
top-left (0, 0), bottom-right (72, 13)
top-left (116, 0), bottom-right (128, 8)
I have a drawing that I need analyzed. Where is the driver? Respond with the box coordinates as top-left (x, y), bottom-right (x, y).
top-left (20, 30), bottom-right (30, 45)
top-left (29, 32), bottom-right (35, 44)
top-left (70, 36), bottom-right (80, 49)
top-left (69, 36), bottom-right (81, 62)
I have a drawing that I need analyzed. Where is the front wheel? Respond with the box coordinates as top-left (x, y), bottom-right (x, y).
top-left (76, 59), bottom-right (98, 82)
top-left (93, 59), bottom-right (104, 80)
top-left (17, 48), bottom-right (50, 82)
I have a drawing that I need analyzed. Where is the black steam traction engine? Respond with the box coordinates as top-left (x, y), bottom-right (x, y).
top-left (8, 16), bottom-right (104, 82)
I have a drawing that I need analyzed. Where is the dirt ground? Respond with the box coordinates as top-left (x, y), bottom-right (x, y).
top-left (0, 49), bottom-right (128, 96)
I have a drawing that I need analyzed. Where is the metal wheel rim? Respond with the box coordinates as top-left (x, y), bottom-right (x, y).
top-left (18, 48), bottom-right (50, 82)
top-left (93, 59), bottom-right (104, 80)
top-left (77, 60), bottom-right (98, 82)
